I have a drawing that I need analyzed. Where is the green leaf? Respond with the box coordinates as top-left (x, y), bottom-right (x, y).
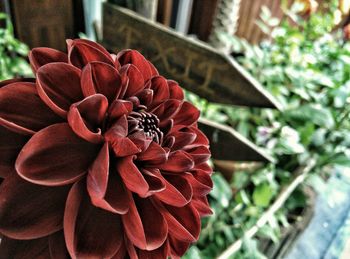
top-left (210, 173), bottom-right (232, 208)
top-left (183, 246), bottom-right (201, 259)
top-left (253, 183), bottom-right (274, 207)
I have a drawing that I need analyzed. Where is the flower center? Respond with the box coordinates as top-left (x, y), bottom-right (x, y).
top-left (128, 111), bottom-right (163, 143)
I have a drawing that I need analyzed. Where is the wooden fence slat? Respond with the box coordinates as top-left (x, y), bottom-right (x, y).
top-left (102, 3), bottom-right (281, 109)
top-left (199, 118), bottom-right (273, 162)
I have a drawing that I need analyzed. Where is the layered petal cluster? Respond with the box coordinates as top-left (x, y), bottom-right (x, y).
top-left (0, 39), bottom-right (212, 258)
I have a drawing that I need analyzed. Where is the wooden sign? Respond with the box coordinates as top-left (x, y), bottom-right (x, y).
top-left (199, 118), bottom-right (273, 162)
top-left (102, 3), bottom-right (281, 109)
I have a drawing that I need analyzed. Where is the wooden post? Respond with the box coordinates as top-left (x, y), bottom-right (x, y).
top-left (209, 0), bottom-right (242, 54)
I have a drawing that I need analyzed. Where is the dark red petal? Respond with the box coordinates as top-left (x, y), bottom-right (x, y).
top-left (138, 241), bottom-right (169, 259)
top-left (111, 241), bottom-right (127, 259)
top-left (168, 80), bottom-right (184, 100)
top-left (150, 76), bottom-right (170, 106)
top-left (173, 102), bottom-right (200, 128)
top-left (148, 61), bottom-right (159, 77)
top-left (125, 236), bottom-right (138, 259)
top-left (122, 197), bottom-right (168, 251)
top-left (67, 39), bottom-right (111, 56)
top-left (158, 150), bottom-right (194, 172)
top-left (154, 172), bottom-right (192, 207)
top-left (81, 62), bottom-right (122, 102)
top-left (120, 64), bottom-right (145, 98)
top-left (87, 143), bottom-right (130, 214)
top-left (151, 99), bottom-right (181, 124)
top-left (29, 47), bottom-right (68, 72)
top-left (105, 116), bottom-right (141, 157)
top-left (188, 126), bottom-right (210, 147)
top-left (137, 89), bottom-right (154, 107)
top-left (137, 141), bottom-right (167, 165)
top-left (161, 203), bottom-right (200, 242)
top-left (0, 126), bottom-right (29, 178)
top-left (68, 40), bottom-right (114, 69)
top-left (68, 94), bottom-right (108, 144)
top-left (142, 168), bottom-right (166, 195)
top-left (117, 50), bottom-right (153, 82)
top-left (192, 196), bottom-right (213, 216)
top-left (49, 230), bottom-right (70, 259)
top-left (36, 63), bottom-right (83, 117)
top-left (64, 179), bottom-right (123, 258)
top-left (0, 82), bottom-right (63, 135)
top-left (16, 123), bottom-right (99, 186)
top-left (186, 170), bottom-right (213, 196)
top-left (0, 236), bottom-right (51, 258)
top-left (117, 156), bottom-right (149, 197)
top-left (0, 77), bottom-right (35, 88)
top-left (108, 99), bottom-right (133, 120)
top-left (168, 235), bottom-right (191, 258)
top-left (128, 131), bottom-right (152, 152)
top-left (187, 146), bottom-right (211, 164)
top-left (171, 131), bottom-right (196, 150)
top-left (0, 174), bottom-right (70, 239)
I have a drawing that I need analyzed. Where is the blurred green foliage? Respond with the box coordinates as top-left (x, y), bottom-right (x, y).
top-left (185, 0), bottom-right (350, 258)
top-left (0, 13), bottom-right (32, 80)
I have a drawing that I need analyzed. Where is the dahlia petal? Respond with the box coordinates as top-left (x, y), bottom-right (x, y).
top-left (111, 241), bottom-right (127, 259)
top-left (148, 60), bottom-right (159, 77)
top-left (105, 116), bottom-right (140, 157)
top-left (117, 156), bottom-right (149, 197)
top-left (120, 64), bottom-right (145, 98)
top-left (128, 131), bottom-right (152, 152)
top-left (0, 77), bottom-right (35, 87)
top-left (109, 99), bottom-right (133, 120)
top-left (188, 126), bottom-right (210, 147)
top-left (0, 174), bottom-right (70, 239)
top-left (192, 196), bottom-right (213, 216)
top-left (158, 150), bottom-right (194, 172)
top-left (0, 82), bottom-right (63, 135)
top-left (16, 123), bottom-right (99, 186)
top-left (154, 173), bottom-right (192, 207)
top-left (29, 47), bottom-right (68, 72)
top-left (124, 236), bottom-right (138, 259)
top-left (0, 126), bottom-right (29, 178)
top-left (68, 40), bottom-right (114, 69)
top-left (122, 197), bottom-right (168, 251)
top-left (67, 39), bottom-right (111, 56)
top-left (87, 143), bottom-right (109, 199)
top-left (137, 141), bottom-right (167, 165)
top-left (137, 88), bottom-right (154, 107)
top-left (187, 146), bottom-right (211, 164)
top-left (173, 102), bottom-right (200, 128)
top-left (168, 235), bottom-right (191, 258)
top-left (152, 99), bottom-right (181, 124)
top-left (81, 62), bottom-right (122, 102)
top-left (186, 170), bottom-right (213, 196)
top-left (162, 203), bottom-right (200, 242)
top-left (168, 80), bottom-right (184, 100)
top-left (138, 241), bottom-right (169, 259)
top-left (49, 230), bottom-right (70, 259)
top-left (171, 131), bottom-right (196, 150)
top-left (64, 180), bottom-right (123, 259)
top-left (117, 50), bottom-right (153, 82)
top-left (36, 63), bottom-right (83, 117)
top-left (87, 143), bottom-right (130, 214)
top-left (142, 168), bottom-right (166, 195)
top-left (0, 236), bottom-right (51, 258)
top-left (68, 94), bottom-right (108, 144)
top-left (150, 76), bottom-right (170, 106)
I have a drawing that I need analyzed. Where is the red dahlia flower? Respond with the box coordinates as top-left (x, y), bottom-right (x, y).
top-left (0, 39), bottom-right (212, 258)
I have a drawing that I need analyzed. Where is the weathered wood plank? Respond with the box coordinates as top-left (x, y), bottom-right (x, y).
top-left (102, 3), bottom-right (281, 109)
top-left (198, 118), bottom-right (273, 162)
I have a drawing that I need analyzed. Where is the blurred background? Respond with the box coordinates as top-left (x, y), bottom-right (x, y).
top-left (2, 0), bottom-right (350, 258)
